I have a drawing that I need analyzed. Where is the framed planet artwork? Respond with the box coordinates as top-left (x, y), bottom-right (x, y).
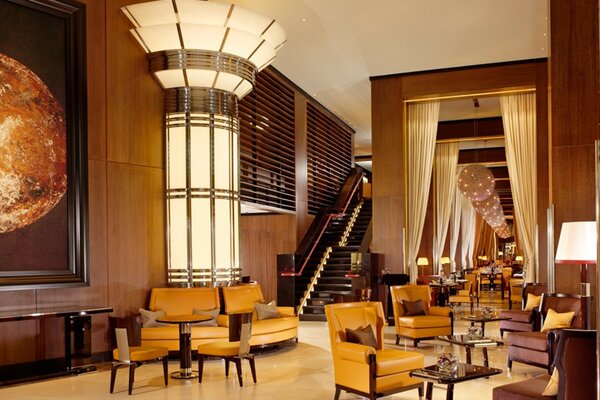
top-left (0, 0), bottom-right (88, 290)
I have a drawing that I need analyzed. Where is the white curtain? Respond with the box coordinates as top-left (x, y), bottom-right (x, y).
top-left (407, 101), bottom-right (440, 283)
top-left (433, 142), bottom-right (459, 274)
top-left (500, 93), bottom-right (537, 282)
top-left (449, 167), bottom-right (463, 272)
top-left (460, 192), bottom-right (476, 269)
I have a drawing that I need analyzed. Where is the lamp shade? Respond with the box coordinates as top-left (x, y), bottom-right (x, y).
top-left (555, 221), bottom-right (597, 264)
top-left (515, 255), bottom-right (523, 262)
top-left (440, 257), bottom-right (451, 265)
top-left (417, 257), bottom-right (429, 266)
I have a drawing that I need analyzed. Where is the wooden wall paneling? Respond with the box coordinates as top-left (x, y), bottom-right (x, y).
top-left (106, 163), bottom-right (166, 316)
top-left (295, 93), bottom-right (309, 243)
top-left (399, 61), bottom-right (542, 99)
top-left (371, 77), bottom-right (406, 273)
top-left (240, 214), bottom-right (296, 301)
top-left (549, 0), bottom-right (599, 309)
top-left (0, 292), bottom-right (37, 364)
top-left (535, 62), bottom-right (549, 282)
top-left (106, 0), bottom-right (163, 168)
top-left (86, 0), bottom-right (106, 161)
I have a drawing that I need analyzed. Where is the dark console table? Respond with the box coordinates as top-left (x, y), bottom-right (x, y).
top-left (0, 305), bottom-right (112, 383)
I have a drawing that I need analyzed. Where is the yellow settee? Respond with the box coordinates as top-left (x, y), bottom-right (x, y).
top-left (221, 284), bottom-right (299, 347)
top-left (390, 285), bottom-right (453, 347)
top-left (141, 285), bottom-right (298, 350)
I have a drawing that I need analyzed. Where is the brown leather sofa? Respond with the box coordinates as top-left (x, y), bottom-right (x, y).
top-left (499, 283), bottom-right (547, 337)
top-left (494, 329), bottom-right (596, 400)
top-left (390, 285), bottom-right (453, 347)
top-left (324, 301), bottom-right (424, 400)
top-left (141, 285), bottom-right (298, 350)
top-left (507, 293), bottom-right (586, 373)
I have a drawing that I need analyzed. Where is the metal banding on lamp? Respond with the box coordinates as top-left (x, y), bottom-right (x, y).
top-left (122, 0), bottom-right (286, 287)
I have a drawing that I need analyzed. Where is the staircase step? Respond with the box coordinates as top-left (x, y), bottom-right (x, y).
top-left (318, 277), bottom-right (351, 284)
top-left (314, 283), bottom-right (352, 291)
top-left (308, 298), bottom-right (334, 306)
top-left (299, 313), bottom-right (327, 321)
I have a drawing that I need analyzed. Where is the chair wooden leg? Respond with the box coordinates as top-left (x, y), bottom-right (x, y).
top-left (334, 387), bottom-right (341, 400)
top-left (198, 354), bottom-right (204, 383)
top-left (395, 335), bottom-right (399, 345)
top-left (413, 339), bottom-right (419, 347)
top-left (418, 383), bottom-right (424, 400)
top-left (234, 358), bottom-right (243, 387)
top-left (224, 358), bottom-right (230, 377)
top-left (128, 364), bottom-right (137, 395)
top-left (507, 358), bottom-right (513, 371)
top-left (247, 355), bottom-right (257, 383)
top-left (110, 365), bottom-right (118, 393)
top-left (162, 357), bottom-right (169, 386)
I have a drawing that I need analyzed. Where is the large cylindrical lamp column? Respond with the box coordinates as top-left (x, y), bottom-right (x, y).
top-left (122, 0), bottom-right (285, 287)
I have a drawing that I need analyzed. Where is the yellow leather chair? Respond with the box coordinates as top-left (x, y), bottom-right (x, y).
top-left (390, 285), bottom-right (453, 347)
top-left (324, 301), bottom-right (424, 400)
top-left (448, 273), bottom-right (477, 313)
top-left (110, 328), bottom-right (169, 395)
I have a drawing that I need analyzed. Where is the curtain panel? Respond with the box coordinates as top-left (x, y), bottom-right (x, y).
top-left (449, 167), bottom-right (463, 272)
top-left (460, 192), bottom-right (476, 269)
top-left (407, 101), bottom-right (440, 283)
top-left (433, 142), bottom-right (459, 274)
top-left (500, 93), bottom-right (537, 282)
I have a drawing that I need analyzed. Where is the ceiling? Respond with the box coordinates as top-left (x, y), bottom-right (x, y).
top-left (218, 0), bottom-right (548, 155)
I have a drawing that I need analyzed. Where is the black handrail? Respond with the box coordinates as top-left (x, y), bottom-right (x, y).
top-left (280, 167), bottom-right (365, 277)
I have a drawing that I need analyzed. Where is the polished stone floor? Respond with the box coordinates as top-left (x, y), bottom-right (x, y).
top-left (0, 304), bottom-right (545, 400)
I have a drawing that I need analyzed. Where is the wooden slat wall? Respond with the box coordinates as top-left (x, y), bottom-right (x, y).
top-left (307, 103), bottom-right (353, 214)
top-left (239, 69), bottom-right (296, 212)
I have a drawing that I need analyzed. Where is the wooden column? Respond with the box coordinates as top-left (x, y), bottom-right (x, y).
top-left (371, 78), bottom-right (406, 273)
top-left (549, 0), bottom-right (599, 303)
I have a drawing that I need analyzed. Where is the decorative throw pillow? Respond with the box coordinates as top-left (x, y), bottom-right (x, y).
top-left (139, 308), bottom-right (167, 328)
top-left (541, 367), bottom-right (559, 396)
top-left (402, 299), bottom-right (426, 316)
top-left (255, 300), bottom-right (280, 320)
top-left (540, 309), bottom-right (575, 332)
top-left (192, 308), bottom-right (220, 326)
top-left (523, 293), bottom-right (542, 311)
top-left (345, 325), bottom-right (378, 348)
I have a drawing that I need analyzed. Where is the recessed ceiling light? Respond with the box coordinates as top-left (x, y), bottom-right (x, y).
top-left (301, 17), bottom-right (307, 22)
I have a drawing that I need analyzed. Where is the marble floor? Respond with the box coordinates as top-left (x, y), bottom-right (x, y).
top-left (0, 305), bottom-right (546, 400)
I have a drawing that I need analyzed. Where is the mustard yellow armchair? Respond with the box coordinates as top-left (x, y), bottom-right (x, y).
top-left (324, 301), bottom-right (424, 400)
top-left (390, 285), bottom-right (453, 347)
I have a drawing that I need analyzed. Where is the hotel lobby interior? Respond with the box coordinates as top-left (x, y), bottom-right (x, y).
top-left (0, 1), bottom-right (598, 399)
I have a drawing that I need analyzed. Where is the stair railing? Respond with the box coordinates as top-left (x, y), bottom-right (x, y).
top-left (297, 200), bottom-right (363, 314)
top-left (280, 167), bottom-right (365, 277)
top-left (339, 201), bottom-right (362, 246)
top-left (296, 246), bottom-right (332, 315)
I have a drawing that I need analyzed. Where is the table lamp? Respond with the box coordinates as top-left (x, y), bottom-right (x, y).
top-left (555, 221), bottom-right (597, 296)
top-left (515, 255), bottom-right (523, 263)
top-left (417, 257), bottom-right (429, 277)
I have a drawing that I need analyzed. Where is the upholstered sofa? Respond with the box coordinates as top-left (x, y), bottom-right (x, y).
top-left (140, 285), bottom-right (298, 350)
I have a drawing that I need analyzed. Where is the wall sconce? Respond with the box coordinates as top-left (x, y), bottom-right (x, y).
top-left (122, 0), bottom-right (285, 286)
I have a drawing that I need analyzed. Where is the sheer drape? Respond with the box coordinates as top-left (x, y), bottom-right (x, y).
top-left (407, 101), bottom-right (440, 283)
top-left (460, 192), bottom-right (476, 269)
top-left (474, 215), bottom-right (496, 261)
top-left (500, 93), bottom-right (537, 282)
top-left (433, 142), bottom-right (459, 274)
top-left (449, 167), bottom-right (463, 272)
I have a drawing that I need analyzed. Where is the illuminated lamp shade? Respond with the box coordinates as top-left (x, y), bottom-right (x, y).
top-left (122, 0), bottom-right (285, 287)
top-left (458, 164), bottom-right (495, 201)
top-left (440, 257), bottom-right (451, 265)
top-left (417, 257), bottom-right (429, 266)
top-left (555, 221), bottom-right (597, 300)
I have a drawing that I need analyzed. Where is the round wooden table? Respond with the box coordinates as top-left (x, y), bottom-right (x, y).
top-left (156, 314), bottom-right (212, 379)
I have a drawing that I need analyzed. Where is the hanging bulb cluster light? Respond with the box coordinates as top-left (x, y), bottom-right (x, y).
top-left (472, 190), bottom-right (511, 238)
top-left (458, 164), bottom-right (495, 202)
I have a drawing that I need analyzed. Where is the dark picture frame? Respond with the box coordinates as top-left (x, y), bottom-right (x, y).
top-left (0, 0), bottom-right (88, 290)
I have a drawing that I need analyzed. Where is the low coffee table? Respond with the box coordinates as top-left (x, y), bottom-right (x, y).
top-left (461, 314), bottom-right (511, 336)
top-left (436, 335), bottom-right (503, 368)
top-left (410, 363), bottom-right (502, 400)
